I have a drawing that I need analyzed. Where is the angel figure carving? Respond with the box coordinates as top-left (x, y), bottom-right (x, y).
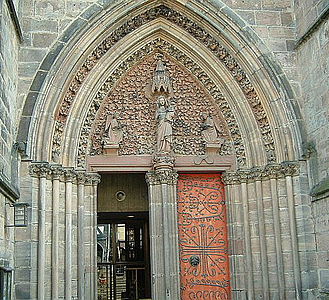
top-left (201, 113), bottom-right (225, 146)
top-left (156, 96), bottom-right (175, 154)
top-left (104, 112), bottom-right (123, 145)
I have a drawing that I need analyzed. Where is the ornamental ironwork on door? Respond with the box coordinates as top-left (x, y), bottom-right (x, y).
top-left (177, 174), bottom-right (230, 300)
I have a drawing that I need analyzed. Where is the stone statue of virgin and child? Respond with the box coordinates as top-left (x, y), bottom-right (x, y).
top-left (155, 95), bottom-right (175, 154)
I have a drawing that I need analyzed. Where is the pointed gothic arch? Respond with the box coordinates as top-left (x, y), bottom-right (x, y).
top-left (18, 0), bottom-right (304, 167)
top-left (18, 1), bottom-right (307, 299)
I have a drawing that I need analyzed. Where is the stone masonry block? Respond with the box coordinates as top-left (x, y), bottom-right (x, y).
top-left (59, 17), bottom-right (87, 43)
top-left (256, 11), bottom-right (281, 26)
top-left (262, 0), bottom-right (292, 10)
top-left (298, 233), bottom-right (316, 251)
top-left (80, 3), bottom-right (103, 20)
top-left (23, 18), bottom-right (58, 33)
top-left (320, 269), bottom-right (329, 289)
top-left (32, 32), bottom-right (57, 48)
top-left (236, 10), bottom-right (256, 25)
top-left (226, 0), bottom-right (262, 10)
top-left (39, 41), bottom-right (64, 71)
top-left (34, 0), bottom-right (66, 18)
top-left (19, 48), bottom-right (47, 63)
top-left (317, 232), bottom-right (329, 251)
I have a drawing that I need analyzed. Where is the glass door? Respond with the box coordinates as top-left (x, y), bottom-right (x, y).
top-left (97, 213), bottom-right (151, 300)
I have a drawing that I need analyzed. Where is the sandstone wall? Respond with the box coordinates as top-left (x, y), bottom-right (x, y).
top-left (295, 0), bottom-right (329, 296)
top-left (0, 1), bottom-right (20, 298)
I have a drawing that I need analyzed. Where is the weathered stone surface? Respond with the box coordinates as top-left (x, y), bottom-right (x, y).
top-left (0, 0), bottom-right (328, 299)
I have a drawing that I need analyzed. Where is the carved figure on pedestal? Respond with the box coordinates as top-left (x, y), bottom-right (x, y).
top-left (104, 112), bottom-right (123, 145)
top-left (156, 96), bottom-right (175, 154)
top-left (201, 113), bottom-right (225, 155)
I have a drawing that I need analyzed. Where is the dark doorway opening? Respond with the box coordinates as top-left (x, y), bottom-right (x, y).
top-left (97, 212), bottom-right (151, 300)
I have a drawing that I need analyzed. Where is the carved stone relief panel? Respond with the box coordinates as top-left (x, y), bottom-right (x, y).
top-left (53, 5), bottom-right (276, 164)
top-left (89, 52), bottom-right (231, 157)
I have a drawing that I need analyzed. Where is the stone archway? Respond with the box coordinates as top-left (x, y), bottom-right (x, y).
top-left (17, 1), bottom-right (306, 299)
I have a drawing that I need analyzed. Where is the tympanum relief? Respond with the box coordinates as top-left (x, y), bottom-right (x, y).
top-left (90, 53), bottom-right (232, 158)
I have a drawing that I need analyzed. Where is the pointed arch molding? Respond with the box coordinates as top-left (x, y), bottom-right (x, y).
top-left (19, 1), bottom-right (303, 168)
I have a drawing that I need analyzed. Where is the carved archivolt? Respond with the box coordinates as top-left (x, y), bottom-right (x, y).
top-left (53, 5), bottom-right (276, 165)
top-left (78, 40), bottom-right (239, 167)
top-left (222, 161), bottom-right (300, 185)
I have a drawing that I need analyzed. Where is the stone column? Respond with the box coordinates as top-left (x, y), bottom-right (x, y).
top-left (27, 163), bottom-right (101, 299)
top-left (286, 174), bottom-right (302, 299)
top-left (51, 166), bottom-right (62, 300)
top-left (240, 179), bottom-right (254, 299)
top-left (83, 172), bottom-right (101, 300)
top-left (146, 162), bottom-right (180, 300)
top-left (37, 167), bottom-right (47, 300)
top-left (64, 169), bottom-right (74, 300)
top-left (92, 179), bottom-right (99, 300)
top-left (254, 177), bottom-right (270, 299)
top-left (269, 176), bottom-right (285, 298)
top-left (224, 162), bottom-right (301, 299)
top-left (77, 172), bottom-right (86, 299)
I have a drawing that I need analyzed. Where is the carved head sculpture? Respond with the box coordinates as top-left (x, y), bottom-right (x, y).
top-left (157, 95), bottom-right (169, 108)
top-left (156, 60), bottom-right (166, 72)
top-left (201, 112), bottom-right (209, 121)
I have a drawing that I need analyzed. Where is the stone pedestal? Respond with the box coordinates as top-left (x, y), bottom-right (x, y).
top-left (205, 141), bottom-right (224, 155)
top-left (103, 144), bottom-right (119, 155)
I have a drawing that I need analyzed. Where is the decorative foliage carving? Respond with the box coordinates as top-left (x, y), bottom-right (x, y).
top-left (29, 163), bottom-right (101, 184)
top-left (52, 5), bottom-right (275, 166)
top-left (222, 161), bottom-right (300, 185)
top-left (29, 163), bottom-right (51, 178)
top-left (79, 43), bottom-right (234, 167)
top-left (153, 153), bottom-right (175, 169)
top-left (146, 169), bottom-right (179, 185)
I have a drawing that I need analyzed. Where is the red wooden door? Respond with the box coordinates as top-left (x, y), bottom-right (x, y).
top-left (177, 174), bottom-right (230, 300)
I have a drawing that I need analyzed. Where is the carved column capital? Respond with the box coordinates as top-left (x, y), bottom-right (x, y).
top-left (281, 161), bottom-right (300, 177)
top-left (50, 165), bottom-right (64, 180)
top-left (222, 172), bottom-right (240, 185)
top-left (146, 169), bottom-right (178, 185)
top-left (64, 169), bottom-right (77, 183)
top-left (29, 162), bottom-right (51, 178)
top-left (223, 161), bottom-right (300, 185)
top-left (85, 173), bottom-right (101, 186)
top-left (76, 170), bottom-right (88, 185)
top-left (249, 167), bottom-right (263, 182)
